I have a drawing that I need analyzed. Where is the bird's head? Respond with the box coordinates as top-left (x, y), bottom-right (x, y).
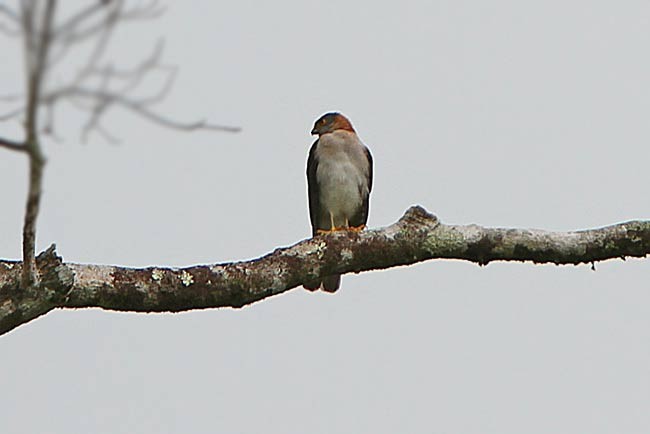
top-left (311, 112), bottom-right (355, 136)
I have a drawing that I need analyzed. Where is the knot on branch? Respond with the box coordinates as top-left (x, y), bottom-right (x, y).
top-left (35, 244), bottom-right (74, 296)
top-left (399, 206), bottom-right (439, 228)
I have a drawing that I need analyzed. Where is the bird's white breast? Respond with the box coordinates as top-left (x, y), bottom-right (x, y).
top-left (315, 131), bottom-right (370, 226)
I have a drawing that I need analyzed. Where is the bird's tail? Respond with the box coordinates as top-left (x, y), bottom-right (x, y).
top-left (303, 274), bottom-right (341, 292)
top-left (321, 274), bottom-right (341, 292)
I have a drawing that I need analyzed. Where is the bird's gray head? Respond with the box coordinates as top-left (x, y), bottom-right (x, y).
top-left (311, 112), bottom-right (355, 136)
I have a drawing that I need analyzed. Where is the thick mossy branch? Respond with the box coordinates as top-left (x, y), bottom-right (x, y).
top-left (1, 206), bottom-right (649, 336)
top-left (0, 244), bottom-right (72, 334)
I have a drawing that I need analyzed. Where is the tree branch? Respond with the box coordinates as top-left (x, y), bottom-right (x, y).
top-left (44, 86), bottom-right (242, 136)
top-left (19, 0), bottom-right (56, 288)
top-left (1, 206), bottom-right (648, 336)
top-left (3, 2), bottom-right (240, 142)
top-left (0, 136), bottom-right (26, 152)
top-left (0, 105), bottom-right (23, 119)
top-left (3, 1), bottom-right (240, 289)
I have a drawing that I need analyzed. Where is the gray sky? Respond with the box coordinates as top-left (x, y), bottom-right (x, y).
top-left (1, 1), bottom-right (649, 433)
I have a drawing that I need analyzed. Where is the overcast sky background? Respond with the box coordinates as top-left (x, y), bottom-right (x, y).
top-left (1, 1), bottom-right (649, 433)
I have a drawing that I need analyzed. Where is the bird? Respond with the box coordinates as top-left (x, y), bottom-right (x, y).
top-left (304, 112), bottom-right (373, 292)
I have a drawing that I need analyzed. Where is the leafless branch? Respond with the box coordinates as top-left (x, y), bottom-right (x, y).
top-left (67, 86), bottom-right (241, 132)
top-left (19, 0), bottom-right (56, 288)
top-left (53, 2), bottom-right (109, 36)
top-left (38, 80), bottom-right (240, 142)
top-left (1, 1), bottom-right (239, 287)
top-left (1, 207), bottom-right (649, 336)
top-left (3, 2), bottom-right (239, 143)
top-left (53, 0), bottom-right (163, 46)
top-left (94, 122), bottom-right (121, 144)
top-left (0, 136), bottom-right (25, 152)
top-left (0, 93), bottom-right (23, 102)
top-left (0, 107), bottom-right (24, 121)
top-left (0, 94), bottom-right (25, 122)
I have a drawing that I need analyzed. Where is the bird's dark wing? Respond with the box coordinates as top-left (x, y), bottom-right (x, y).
top-left (351, 146), bottom-right (373, 228)
top-left (304, 139), bottom-right (329, 290)
top-left (306, 139), bottom-right (321, 236)
top-left (365, 146), bottom-right (373, 194)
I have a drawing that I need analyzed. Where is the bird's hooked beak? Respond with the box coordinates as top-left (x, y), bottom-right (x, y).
top-left (311, 126), bottom-right (319, 135)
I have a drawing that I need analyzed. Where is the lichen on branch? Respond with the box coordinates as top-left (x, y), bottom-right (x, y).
top-left (1, 206), bottom-right (648, 336)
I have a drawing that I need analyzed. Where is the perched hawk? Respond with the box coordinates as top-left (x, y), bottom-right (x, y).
top-left (304, 112), bottom-right (373, 292)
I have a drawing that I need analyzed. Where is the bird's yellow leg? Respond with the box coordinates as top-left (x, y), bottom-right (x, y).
top-left (316, 213), bottom-right (338, 235)
top-left (328, 213), bottom-right (346, 232)
top-left (317, 213), bottom-right (357, 234)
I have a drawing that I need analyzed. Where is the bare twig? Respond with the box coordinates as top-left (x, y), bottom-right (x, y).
top-left (3, 0), bottom-right (239, 143)
top-left (0, 136), bottom-right (25, 152)
top-left (66, 3), bottom-right (120, 75)
top-left (41, 84), bottom-right (241, 140)
top-left (53, 0), bottom-right (163, 46)
top-left (80, 66), bottom-right (113, 143)
top-left (0, 93), bottom-right (23, 102)
top-left (69, 87), bottom-right (241, 132)
top-left (0, 94), bottom-right (25, 122)
top-left (90, 39), bottom-right (166, 81)
top-left (20, 0), bottom-right (56, 288)
top-left (53, 2), bottom-right (108, 35)
top-left (0, 107), bottom-right (24, 121)
top-left (7, 2), bottom-right (240, 142)
top-left (94, 122), bottom-right (120, 144)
